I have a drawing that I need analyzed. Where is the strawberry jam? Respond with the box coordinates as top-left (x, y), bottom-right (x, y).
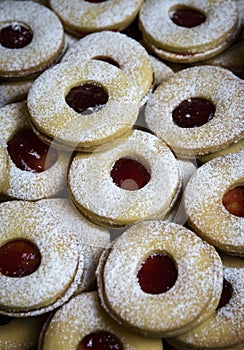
top-left (0, 23), bottom-right (33, 49)
top-left (222, 186), bottom-right (244, 218)
top-left (65, 83), bottom-right (108, 114)
top-left (217, 278), bottom-right (233, 310)
top-left (172, 97), bottom-right (215, 128)
top-left (171, 8), bottom-right (206, 28)
top-left (111, 157), bottom-right (150, 190)
top-left (137, 253), bottom-right (178, 294)
top-left (7, 129), bottom-right (58, 173)
top-left (78, 331), bottom-right (123, 350)
top-left (0, 239), bottom-right (41, 278)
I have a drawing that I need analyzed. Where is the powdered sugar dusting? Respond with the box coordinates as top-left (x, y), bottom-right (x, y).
top-left (184, 151), bottom-right (244, 255)
top-left (68, 129), bottom-right (181, 227)
top-left (0, 80), bottom-right (33, 108)
top-left (0, 1), bottom-right (64, 78)
top-left (145, 66), bottom-right (244, 157)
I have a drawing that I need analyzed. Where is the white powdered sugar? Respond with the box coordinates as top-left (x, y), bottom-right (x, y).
top-left (0, 1), bottom-right (64, 78)
top-left (0, 80), bottom-right (33, 108)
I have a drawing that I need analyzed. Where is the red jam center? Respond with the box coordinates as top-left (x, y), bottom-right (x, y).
top-left (137, 253), bottom-right (178, 294)
top-left (170, 8), bottom-right (206, 28)
top-left (78, 331), bottom-right (123, 350)
top-left (217, 278), bottom-right (233, 310)
top-left (65, 83), bottom-right (108, 114)
top-left (93, 56), bottom-right (120, 68)
top-left (7, 129), bottom-right (58, 173)
top-left (111, 157), bottom-right (150, 191)
top-left (172, 97), bottom-right (215, 128)
top-left (0, 315), bottom-right (13, 326)
top-left (0, 23), bottom-right (33, 49)
top-left (0, 239), bottom-right (41, 278)
top-left (222, 186), bottom-right (244, 218)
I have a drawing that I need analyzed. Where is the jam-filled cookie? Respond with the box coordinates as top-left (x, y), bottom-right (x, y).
top-left (40, 291), bottom-right (163, 350)
top-left (62, 31), bottom-right (153, 101)
top-left (68, 129), bottom-right (182, 227)
top-left (167, 254), bottom-right (244, 350)
top-left (49, 0), bottom-right (143, 36)
top-left (34, 198), bottom-right (110, 292)
top-left (27, 59), bottom-right (140, 151)
top-left (0, 1), bottom-right (65, 80)
top-left (0, 102), bottom-right (70, 201)
top-left (0, 314), bottom-right (46, 350)
top-left (184, 151), bottom-right (244, 257)
top-left (139, 0), bottom-right (240, 63)
top-left (0, 145), bottom-right (7, 194)
top-left (0, 79), bottom-right (33, 108)
top-left (145, 66), bottom-right (244, 159)
top-left (96, 221), bottom-right (223, 337)
top-left (0, 199), bottom-right (84, 317)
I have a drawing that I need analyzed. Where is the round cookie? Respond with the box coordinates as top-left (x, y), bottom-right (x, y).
top-left (167, 254), bottom-right (244, 350)
top-left (145, 66), bottom-right (244, 158)
top-left (0, 1), bottom-right (65, 79)
top-left (68, 129), bottom-right (182, 227)
top-left (96, 221), bottom-right (223, 337)
top-left (0, 314), bottom-right (46, 350)
top-left (0, 200), bottom-right (84, 317)
top-left (184, 151), bottom-right (244, 256)
top-left (149, 55), bottom-right (174, 89)
top-left (62, 31), bottom-right (153, 101)
top-left (0, 79), bottom-right (33, 108)
top-left (27, 59), bottom-right (140, 151)
top-left (0, 102), bottom-right (70, 201)
top-left (49, 0), bottom-right (143, 36)
top-left (40, 291), bottom-right (163, 350)
top-left (139, 0), bottom-right (240, 63)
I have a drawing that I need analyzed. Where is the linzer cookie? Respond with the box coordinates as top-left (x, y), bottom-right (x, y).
top-left (167, 254), bottom-right (244, 350)
top-left (145, 66), bottom-right (244, 159)
top-left (139, 0), bottom-right (240, 63)
top-left (68, 129), bottom-right (182, 227)
top-left (62, 31), bottom-right (153, 102)
top-left (27, 59), bottom-right (140, 151)
top-left (96, 221), bottom-right (223, 338)
top-left (0, 1), bottom-right (65, 79)
top-left (40, 291), bottom-right (163, 350)
top-left (49, 0), bottom-right (143, 36)
top-left (184, 151), bottom-right (244, 257)
top-left (0, 80), bottom-right (33, 108)
top-left (0, 102), bottom-right (70, 201)
top-left (0, 200), bottom-right (84, 317)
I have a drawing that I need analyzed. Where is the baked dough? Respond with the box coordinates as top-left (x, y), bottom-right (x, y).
top-left (0, 102), bottom-right (70, 201)
top-left (184, 151), bottom-right (244, 256)
top-left (96, 221), bottom-right (223, 337)
top-left (49, 0), bottom-right (143, 36)
top-left (167, 254), bottom-right (244, 350)
top-left (0, 1), bottom-right (65, 79)
top-left (27, 59), bottom-right (140, 151)
top-left (139, 0), bottom-right (240, 63)
top-left (0, 200), bottom-right (84, 317)
top-left (68, 129), bottom-right (182, 227)
top-left (0, 80), bottom-right (33, 108)
top-left (145, 66), bottom-right (244, 158)
top-left (40, 291), bottom-right (163, 350)
top-left (62, 31), bottom-right (153, 101)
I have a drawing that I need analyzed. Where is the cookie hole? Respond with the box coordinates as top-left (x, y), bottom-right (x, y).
top-left (169, 6), bottom-right (206, 28)
top-left (66, 83), bottom-right (108, 115)
top-left (172, 97), bottom-right (215, 128)
top-left (0, 238), bottom-right (41, 278)
top-left (0, 315), bottom-right (14, 326)
top-left (0, 22), bottom-right (33, 49)
top-left (78, 330), bottom-right (123, 350)
top-left (216, 278), bottom-right (233, 310)
top-left (222, 185), bottom-right (244, 218)
top-left (7, 129), bottom-right (58, 173)
top-left (110, 157), bottom-right (151, 191)
top-left (93, 56), bottom-right (120, 68)
top-left (137, 252), bottom-right (178, 294)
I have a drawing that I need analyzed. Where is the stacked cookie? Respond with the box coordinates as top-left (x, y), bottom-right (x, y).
top-left (0, 0), bottom-right (243, 349)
